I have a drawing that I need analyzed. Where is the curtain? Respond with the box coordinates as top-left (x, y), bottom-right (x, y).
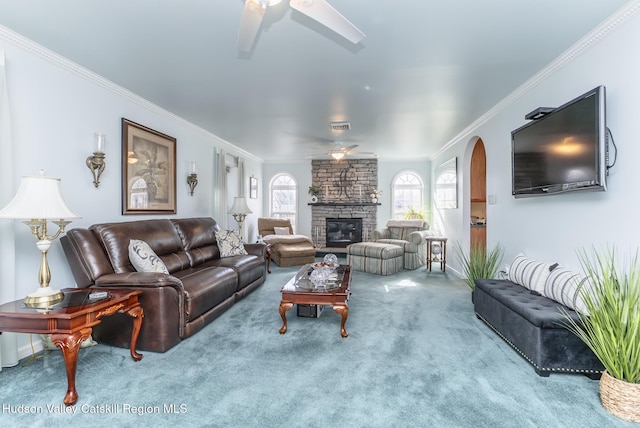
top-left (212, 149), bottom-right (228, 229)
top-left (238, 157), bottom-right (245, 197)
top-left (0, 52), bottom-right (19, 368)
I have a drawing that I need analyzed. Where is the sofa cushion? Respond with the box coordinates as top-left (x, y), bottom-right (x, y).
top-left (171, 217), bottom-right (221, 267)
top-left (508, 253), bottom-right (554, 294)
top-left (91, 219), bottom-right (189, 274)
top-left (129, 239), bottom-right (169, 274)
top-left (216, 230), bottom-right (248, 257)
top-left (544, 267), bottom-right (592, 314)
top-left (475, 279), bottom-right (576, 329)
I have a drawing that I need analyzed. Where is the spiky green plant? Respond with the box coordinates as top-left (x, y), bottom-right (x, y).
top-left (562, 247), bottom-right (640, 383)
top-left (453, 241), bottom-right (503, 290)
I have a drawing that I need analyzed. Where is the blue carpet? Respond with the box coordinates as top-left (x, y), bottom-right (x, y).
top-left (0, 263), bottom-right (634, 427)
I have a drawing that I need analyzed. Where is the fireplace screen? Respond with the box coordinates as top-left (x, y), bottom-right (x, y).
top-left (326, 218), bottom-right (362, 248)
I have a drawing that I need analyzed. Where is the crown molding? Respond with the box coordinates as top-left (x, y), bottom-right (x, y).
top-left (435, 0), bottom-right (640, 158)
top-left (0, 25), bottom-right (263, 163)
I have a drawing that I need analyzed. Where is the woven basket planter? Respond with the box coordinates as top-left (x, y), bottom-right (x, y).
top-left (600, 370), bottom-right (640, 423)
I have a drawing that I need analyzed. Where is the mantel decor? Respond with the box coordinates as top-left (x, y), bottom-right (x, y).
top-left (122, 118), bottom-right (177, 215)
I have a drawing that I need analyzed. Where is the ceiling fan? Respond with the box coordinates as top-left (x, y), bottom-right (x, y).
top-left (306, 143), bottom-right (376, 161)
top-left (237, 0), bottom-right (366, 52)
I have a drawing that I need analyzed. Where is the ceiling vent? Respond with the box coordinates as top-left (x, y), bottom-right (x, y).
top-left (330, 121), bottom-right (351, 131)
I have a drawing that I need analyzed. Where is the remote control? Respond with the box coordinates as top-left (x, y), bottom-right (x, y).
top-left (89, 291), bottom-right (109, 300)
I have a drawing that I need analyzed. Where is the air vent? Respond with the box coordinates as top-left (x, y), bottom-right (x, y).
top-left (330, 121), bottom-right (351, 131)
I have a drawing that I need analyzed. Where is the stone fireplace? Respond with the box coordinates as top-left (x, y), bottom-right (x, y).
top-left (310, 159), bottom-right (378, 248)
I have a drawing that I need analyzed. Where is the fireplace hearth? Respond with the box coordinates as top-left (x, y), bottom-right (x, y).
top-left (326, 218), bottom-right (362, 248)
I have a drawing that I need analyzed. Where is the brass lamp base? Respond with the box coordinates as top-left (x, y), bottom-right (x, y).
top-left (24, 286), bottom-right (64, 308)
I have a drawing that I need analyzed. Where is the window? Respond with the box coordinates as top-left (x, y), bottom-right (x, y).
top-left (392, 171), bottom-right (424, 219)
top-left (269, 173), bottom-right (297, 230)
top-left (434, 158), bottom-right (457, 209)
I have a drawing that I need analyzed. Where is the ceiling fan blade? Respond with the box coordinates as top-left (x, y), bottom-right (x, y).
top-left (237, 0), bottom-right (266, 52)
top-left (289, 0), bottom-right (366, 44)
top-left (343, 144), bottom-right (359, 152)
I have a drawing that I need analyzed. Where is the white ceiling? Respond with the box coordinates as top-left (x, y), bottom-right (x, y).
top-left (0, 1), bottom-right (630, 162)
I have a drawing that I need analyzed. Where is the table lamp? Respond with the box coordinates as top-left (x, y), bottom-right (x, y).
top-left (0, 171), bottom-right (80, 307)
top-left (228, 196), bottom-right (252, 240)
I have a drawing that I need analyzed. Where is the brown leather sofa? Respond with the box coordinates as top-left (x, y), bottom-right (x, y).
top-left (60, 217), bottom-right (267, 353)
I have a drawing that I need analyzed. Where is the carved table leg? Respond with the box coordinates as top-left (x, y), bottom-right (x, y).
top-left (279, 302), bottom-right (293, 334)
top-left (333, 304), bottom-right (349, 338)
top-left (125, 304), bottom-right (144, 362)
top-left (51, 327), bottom-right (92, 406)
top-left (266, 247), bottom-right (272, 274)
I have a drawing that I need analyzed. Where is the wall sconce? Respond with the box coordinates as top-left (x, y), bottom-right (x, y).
top-left (86, 133), bottom-right (106, 188)
top-left (187, 161), bottom-right (198, 196)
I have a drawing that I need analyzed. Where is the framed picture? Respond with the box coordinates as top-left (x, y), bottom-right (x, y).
top-left (122, 118), bottom-right (177, 215)
top-left (434, 157), bottom-right (457, 209)
top-left (250, 176), bottom-right (258, 199)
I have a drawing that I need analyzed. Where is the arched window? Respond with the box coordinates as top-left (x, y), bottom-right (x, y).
top-left (269, 173), bottom-right (298, 231)
top-left (392, 171), bottom-right (424, 219)
top-left (434, 158), bottom-right (457, 209)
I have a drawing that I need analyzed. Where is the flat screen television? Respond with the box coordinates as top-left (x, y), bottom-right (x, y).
top-left (511, 85), bottom-right (608, 197)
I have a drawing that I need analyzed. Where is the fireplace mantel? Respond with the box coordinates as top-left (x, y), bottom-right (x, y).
top-left (308, 202), bottom-right (381, 206)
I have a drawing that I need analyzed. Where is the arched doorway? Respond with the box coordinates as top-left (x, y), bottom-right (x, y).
top-left (470, 139), bottom-right (486, 250)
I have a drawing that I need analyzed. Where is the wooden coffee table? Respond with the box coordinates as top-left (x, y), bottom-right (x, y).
top-left (0, 288), bottom-right (144, 406)
top-left (279, 264), bottom-right (352, 337)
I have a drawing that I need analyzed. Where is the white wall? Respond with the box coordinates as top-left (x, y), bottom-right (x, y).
top-left (0, 30), bottom-right (263, 311)
top-left (431, 5), bottom-right (640, 274)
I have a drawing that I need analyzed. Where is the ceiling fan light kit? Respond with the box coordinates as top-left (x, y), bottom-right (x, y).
top-left (238, 0), bottom-right (366, 52)
top-left (330, 151), bottom-right (346, 160)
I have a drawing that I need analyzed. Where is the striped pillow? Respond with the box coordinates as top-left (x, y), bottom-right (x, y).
top-left (507, 253), bottom-right (554, 294)
top-left (544, 267), bottom-right (592, 314)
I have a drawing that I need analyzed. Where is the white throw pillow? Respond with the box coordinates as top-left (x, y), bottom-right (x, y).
top-left (216, 230), bottom-right (249, 257)
top-left (507, 253), bottom-right (554, 294)
top-left (129, 239), bottom-right (169, 274)
top-left (273, 226), bottom-right (291, 235)
top-left (544, 267), bottom-right (593, 314)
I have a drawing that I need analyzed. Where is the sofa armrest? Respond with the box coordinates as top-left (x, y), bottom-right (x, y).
top-left (373, 228), bottom-right (390, 240)
top-left (94, 272), bottom-right (184, 292)
top-left (408, 230), bottom-right (431, 245)
top-left (244, 243), bottom-right (267, 258)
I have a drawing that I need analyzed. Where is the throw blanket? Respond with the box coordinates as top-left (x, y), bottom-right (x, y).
top-left (386, 219), bottom-right (426, 228)
top-left (263, 234), bottom-right (313, 245)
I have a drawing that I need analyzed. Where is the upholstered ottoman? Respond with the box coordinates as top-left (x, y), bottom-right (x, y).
top-left (271, 242), bottom-right (317, 267)
top-left (346, 242), bottom-right (404, 275)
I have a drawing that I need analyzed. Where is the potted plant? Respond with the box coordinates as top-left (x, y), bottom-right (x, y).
top-left (562, 247), bottom-right (640, 423)
top-left (404, 205), bottom-right (430, 221)
top-left (308, 185), bottom-right (320, 203)
top-left (453, 241), bottom-right (503, 291)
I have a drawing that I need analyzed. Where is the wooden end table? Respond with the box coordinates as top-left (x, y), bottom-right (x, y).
top-left (426, 237), bottom-right (448, 272)
top-left (0, 288), bottom-right (144, 406)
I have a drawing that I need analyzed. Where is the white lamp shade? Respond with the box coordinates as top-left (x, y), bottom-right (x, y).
top-left (228, 197), bottom-right (252, 215)
top-left (0, 175), bottom-right (80, 220)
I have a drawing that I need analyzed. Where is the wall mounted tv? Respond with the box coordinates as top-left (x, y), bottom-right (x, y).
top-left (511, 85), bottom-right (608, 197)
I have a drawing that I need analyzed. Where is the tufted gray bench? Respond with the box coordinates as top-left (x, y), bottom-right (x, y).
top-left (473, 278), bottom-right (603, 378)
